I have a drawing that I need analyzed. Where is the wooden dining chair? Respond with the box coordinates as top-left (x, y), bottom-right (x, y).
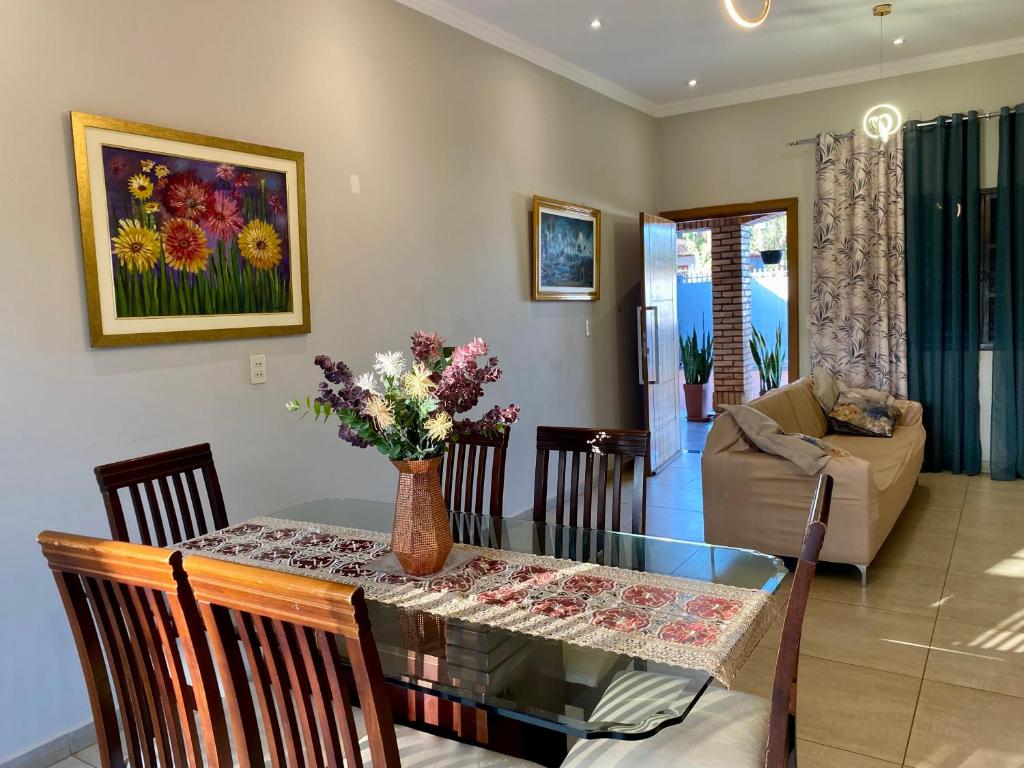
top-left (559, 474), bottom-right (834, 768)
top-left (94, 443), bottom-right (228, 545)
top-left (442, 427), bottom-right (511, 519)
top-left (37, 531), bottom-right (219, 768)
top-left (182, 554), bottom-right (541, 768)
top-left (533, 426), bottom-right (650, 534)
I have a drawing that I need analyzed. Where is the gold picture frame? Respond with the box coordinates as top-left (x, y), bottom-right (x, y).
top-left (71, 111), bottom-right (310, 347)
top-left (531, 195), bottom-right (601, 301)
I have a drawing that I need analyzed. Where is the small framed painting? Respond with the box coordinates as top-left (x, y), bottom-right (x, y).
top-left (71, 111), bottom-right (310, 347)
top-left (532, 195), bottom-right (601, 301)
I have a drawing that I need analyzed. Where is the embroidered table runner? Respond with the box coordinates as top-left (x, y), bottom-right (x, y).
top-left (180, 517), bottom-right (777, 686)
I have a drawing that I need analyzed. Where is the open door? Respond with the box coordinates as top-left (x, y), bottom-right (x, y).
top-left (639, 213), bottom-right (681, 474)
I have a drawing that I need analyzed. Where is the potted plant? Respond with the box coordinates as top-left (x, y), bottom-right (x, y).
top-left (749, 323), bottom-right (785, 396)
top-left (759, 248), bottom-right (783, 265)
top-left (680, 327), bottom-right (714, 422)
top-left (288, 332), bottom-right (518, 575)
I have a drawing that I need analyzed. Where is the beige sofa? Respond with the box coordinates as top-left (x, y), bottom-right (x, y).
top-left (701, 378), bottom-right (925, 583)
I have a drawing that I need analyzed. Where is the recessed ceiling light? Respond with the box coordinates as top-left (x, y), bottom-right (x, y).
top-left (590, 18), bottom-right (602, 29)
top-left (688, 79), bottom-right (699, 87)
top-left (893, 36), bottom-right (905, 45)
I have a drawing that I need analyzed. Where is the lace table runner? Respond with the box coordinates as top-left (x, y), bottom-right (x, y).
top-left (180, 517), bottom-right (777, 686)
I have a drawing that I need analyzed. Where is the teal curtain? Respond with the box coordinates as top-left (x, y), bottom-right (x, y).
top-left (991, 105), bottom-right (1024, 480)
top-left (905, 112), bottom-right (982, 474)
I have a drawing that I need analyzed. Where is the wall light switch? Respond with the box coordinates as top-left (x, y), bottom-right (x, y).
top-left (586, 320), bottom-right (592, 337)
top-left (249, 354), bottom-right (267, 385)
top-left (350, 174), bottom-right (361, 194)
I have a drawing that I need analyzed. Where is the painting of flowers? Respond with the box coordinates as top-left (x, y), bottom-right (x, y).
top-left (72, 112), bottom-right (309, 346)
top-left (532, 195), bottom-right (601, 301)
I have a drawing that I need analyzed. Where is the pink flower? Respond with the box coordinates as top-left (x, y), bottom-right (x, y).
top-left (685, 596), bottom-right (743, 621)
top-left (658, 620), bottom-right (720, 647)
top-left (452, 337), bottom-right (489, 366)
top-left (109, 157), bottom-right (128, 179)
top-left (621, 584), bottom-right (677, 608)
top-left (161, 172), bottom-right (213, 221)
top-left (203, 191), bottom-right (244, 241)
top-left (266, 193), bottom-right (285, 215)
top-left (591, 608), bottom-right (650, 633)
top-left (235, 172), bottom-right (252, 188)
top-left (216, 163), bottom-right (235, 181)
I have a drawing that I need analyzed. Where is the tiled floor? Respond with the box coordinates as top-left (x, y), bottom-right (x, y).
top-left (647, 446), bottom-right (1024, 768)
top-left (45, 425), bottom-right (1024, 768)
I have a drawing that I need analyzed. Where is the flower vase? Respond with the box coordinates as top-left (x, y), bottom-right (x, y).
top-left (390, 457), bottom-right (452, 576)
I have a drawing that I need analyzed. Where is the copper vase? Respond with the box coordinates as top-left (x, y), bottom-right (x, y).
top-left (390, 457), bottom-right (452, 576)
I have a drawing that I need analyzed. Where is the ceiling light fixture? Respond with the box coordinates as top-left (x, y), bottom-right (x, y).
top-left (723, 0), bottom-right (771, 28)
top-left (688, 79), bottom-right (699, 87)
top-left (863, 4), bottom-right (903, 143)
top-left (893, 36), bottom-right (905, 45)
top-left (590, 18), bottom-right (602, 29)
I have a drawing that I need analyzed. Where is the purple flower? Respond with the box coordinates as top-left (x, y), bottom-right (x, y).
top-left (455, 403), bottom-right (520, 435)
top-left (410, 331), bottom-right (445, 362)
top-left (338, 423), bottom-right (371, 448)
top-left (313, 355), bottom-right (367, 414)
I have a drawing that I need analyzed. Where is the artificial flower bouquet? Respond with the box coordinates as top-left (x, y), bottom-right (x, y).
top-left (287, 331), bottom-right (519, 460)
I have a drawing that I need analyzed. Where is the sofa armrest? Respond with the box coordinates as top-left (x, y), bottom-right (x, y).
top-left (894, 399), bottom-right (923, 427)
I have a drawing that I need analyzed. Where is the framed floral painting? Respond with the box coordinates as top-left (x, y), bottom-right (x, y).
top-left (531, 195), bottom-right (601, 301)
top-left (71, 112), bottom-right (310, 346)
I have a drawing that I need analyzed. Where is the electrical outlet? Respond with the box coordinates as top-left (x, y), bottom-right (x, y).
top-left (249, 354), bottom-right (267, 385)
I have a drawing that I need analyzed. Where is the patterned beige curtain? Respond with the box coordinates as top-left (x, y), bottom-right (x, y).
top-left (811, 130), bottom-right (907, 396)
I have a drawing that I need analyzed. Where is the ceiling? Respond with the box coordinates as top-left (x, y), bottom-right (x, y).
top-left (395, 0), bottom-right (1024, 116)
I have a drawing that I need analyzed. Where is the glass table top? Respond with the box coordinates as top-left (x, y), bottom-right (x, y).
top-left (271, 498), bottom-right (787, 740)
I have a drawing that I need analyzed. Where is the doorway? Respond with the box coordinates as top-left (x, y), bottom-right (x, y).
top-left (663, 198), bottom-right (800, 424)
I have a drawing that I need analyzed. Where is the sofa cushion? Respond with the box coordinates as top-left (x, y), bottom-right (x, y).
top-left (828, 392), bottom-right (897, 437)
top-left (749, 378), bottom-right (829, 437)
top-left (826, 426), bottom-right (923, 491)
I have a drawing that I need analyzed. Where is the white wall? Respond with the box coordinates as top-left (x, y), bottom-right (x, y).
top-left (657, 54), bottom-right (1024, 463)
top-left (0, 0), bottom-right (658, 759)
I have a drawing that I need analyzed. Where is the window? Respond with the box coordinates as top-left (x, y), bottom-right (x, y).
top-left (981, 189), bottom-right (996, 347)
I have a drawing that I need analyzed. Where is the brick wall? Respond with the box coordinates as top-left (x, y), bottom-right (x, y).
top-left (679, 216), bottom-right (758, 409)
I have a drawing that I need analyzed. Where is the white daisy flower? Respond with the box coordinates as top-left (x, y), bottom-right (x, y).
top-left (354, 372), bottom-right (380, 395)
top-left (373, 350), bottom-right (406, 378)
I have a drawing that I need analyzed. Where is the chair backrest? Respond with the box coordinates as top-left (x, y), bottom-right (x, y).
top-left (440, 426), bottom-right (510, 518)
top-left (37, 531), bottom-right (219, 768)
top-left (764, 474), bottom-right (834, 768)
top-left (532, 426), bottom-right (650, 533)
top-left (183, 554), bottom-right (402, 768)
top-left (94, 443), bottom-right (228, 545)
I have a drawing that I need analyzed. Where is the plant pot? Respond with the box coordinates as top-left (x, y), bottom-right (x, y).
top-left (760, 249), bottom-right (783, 265)
top-left (390, 456), bottom-right (452, 576)
top-left (683, 383), bottom-right (713, 422)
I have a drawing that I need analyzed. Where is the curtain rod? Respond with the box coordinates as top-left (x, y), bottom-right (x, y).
top-left (786, 110), bottom-right (1001, 146)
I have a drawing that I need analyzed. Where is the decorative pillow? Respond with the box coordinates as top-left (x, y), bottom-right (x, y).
top-left (811, 366), bottom-right (842, 414)
top-left (726, 405), bottom-right (832, 475)
top-left (828, 392), bottom-right (897, 438)
top-left (792, 433), bottom-right (853, 458)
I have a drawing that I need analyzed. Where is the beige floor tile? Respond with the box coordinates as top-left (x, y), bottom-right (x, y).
top-left (72, 744), bottom-right (101, 768)
top-left (967, 475), bottom-right (1024, 494)
top-left (731, 643), bottom-right (777, 698)
top-left (795, 656), bottom-right (920, 764)
top-left (938, 572), bottom-right (1024, 630)
top-left (926, 618), bottom-right (1024, 698)
top-left (958, 501), bottom-right (1024, 545)
top-left (795, 599), bottom-right (934, 677)
top-left (47, 759), bottom-right (91, 768)
top-left (811, 562), bottom-right (947, 617)
top-left (797, 740), bottom-right (901, 767)
top-left (872, 527), bottom-right (956, 571)
top-left (948, 537), bottom-right (1024, 579)
top-left (905, 680), bottom-right (1024, 767)
top-left (895, 503), bottom-right (962, 538)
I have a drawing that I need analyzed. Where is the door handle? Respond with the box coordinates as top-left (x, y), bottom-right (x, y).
top-left (636, 306), bottom-right (658, 385)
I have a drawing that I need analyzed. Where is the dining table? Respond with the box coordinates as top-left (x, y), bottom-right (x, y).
top-left (183, 498), bottom-right (787, 766)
